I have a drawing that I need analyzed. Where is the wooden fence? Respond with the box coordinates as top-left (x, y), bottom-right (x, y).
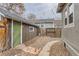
top-left (0, 20), bottom-right (8, 51)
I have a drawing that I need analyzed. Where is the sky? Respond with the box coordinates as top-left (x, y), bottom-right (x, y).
top-left (23, 3), bottom-right (61, 20)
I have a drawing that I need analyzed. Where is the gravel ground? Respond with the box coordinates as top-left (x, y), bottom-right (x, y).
top-left (0, 49), bottom-right (36, 56)
top-left (0, 36), bottom-right (70, 56)
top-left (24, 36), bottom-right (58, 48)
top-left (49, 41), bottom-right (70, 56)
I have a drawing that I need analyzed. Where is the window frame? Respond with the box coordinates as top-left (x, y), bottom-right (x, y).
top-left (29, 26), bottom-right (34, 32)
top-left (69, 4), bottom-right (74, 24)
top-left (63, 3), bottom-right (74, 28)
top-left (41, 24), bottom-right (44, 27)
top-left (69, 13), bottom-right (73, 24)
top-left (65, 18), bottom-right (67, 25)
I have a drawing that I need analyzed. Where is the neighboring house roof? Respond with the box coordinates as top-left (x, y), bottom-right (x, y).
top-left (53, 20), bottom-right (62, 28)
top-left (28, 19), bottom-right (54, 23)
top-left (0, 6), bottom-right (38, 28)
top-left (28, 19), bottom-right (62, 28)
top-left (57, 3), bottom-right (67, 13)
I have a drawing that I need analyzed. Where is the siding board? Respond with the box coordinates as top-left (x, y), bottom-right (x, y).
top-left (13, 21), bottom-right (21, 47)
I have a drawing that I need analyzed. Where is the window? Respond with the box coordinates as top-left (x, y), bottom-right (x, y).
top-left (65, 18), bottom-right (67, 25)
top-left (41, 24), bottom-right (44, 27)
top-left (64, 9), bottom-right (68, 25)
top-left (69, 4), bottom-right (73, 24)
top-left (69, 13), bottom-right (73, 23)
top-left (64, 4), bottom-right (74, 28)
top-left (29, 27), bottom-right (34, 32)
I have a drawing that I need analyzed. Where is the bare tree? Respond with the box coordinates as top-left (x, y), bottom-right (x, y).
top-left (27, 13), bottom-right (36, 20)
top-left (27, 13), bottom-right (37, 24)
top-left (9, 3), bottom-right (25, 15)
top-left (0, 3), bottom-right (25, 15)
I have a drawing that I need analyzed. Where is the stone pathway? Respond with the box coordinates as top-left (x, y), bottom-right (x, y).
top-left (0, 36), bottom-right (70, 56)
top-left (38, 40), bottom-right (70, 56)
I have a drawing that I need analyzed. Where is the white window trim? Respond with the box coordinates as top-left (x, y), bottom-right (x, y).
top-left (29, 26), bottom-right (34, 32)
top-left (63, 4), bottom-right (68, 28)
top-left (63, 4), bottom-right (74, 28)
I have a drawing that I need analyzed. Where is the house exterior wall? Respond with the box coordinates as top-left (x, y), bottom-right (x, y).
top-left (35, 23), bottom-right (54, 36)
top-left (34, 20), bottom-right (62, 37)
top-left (28, 26), bottom-right (38, 40)
top-left (22, 24), bottom-right (39, 42)
top-left (61, 3), bottom-right (79, 55)
top-left (35, 23), bottom-right (62, 37)
top-left (0, 6), bottom-right (39, 51)
top-left (35, 23), bottom-right (54, 28)
top-left (6, 19), bottom-right (12, 49)
top-left (22, 24), bottom-right (29, 43)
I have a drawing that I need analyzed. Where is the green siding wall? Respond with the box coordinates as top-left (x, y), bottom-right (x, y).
top-left (13, 22), bottom-right (21, 47)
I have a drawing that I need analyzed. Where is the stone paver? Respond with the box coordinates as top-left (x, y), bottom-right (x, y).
top-left (38, 40), bottom-right (70, 56)
top-left (38, 40), bottom-right (61, 56)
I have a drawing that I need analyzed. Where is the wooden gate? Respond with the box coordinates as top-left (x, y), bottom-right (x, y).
top-left (46, 28), bottom-right (61, 37)
top-left (46, 28), bottom-right (55, 37)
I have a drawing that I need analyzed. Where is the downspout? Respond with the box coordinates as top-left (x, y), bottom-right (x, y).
top-left (11, 19), bottom-right (13, 48)
top-left (21, 21), bottom-right (22, 44)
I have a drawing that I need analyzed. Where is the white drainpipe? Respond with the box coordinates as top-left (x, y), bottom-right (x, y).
top-left (21, 21), bottom-right (22, 44)
top-left (11, 19), bottom-right (13, 48)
